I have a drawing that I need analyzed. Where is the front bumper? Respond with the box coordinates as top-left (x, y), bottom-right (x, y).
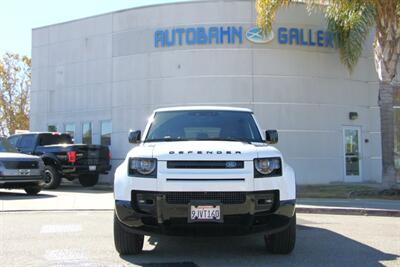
top-left (115, 190), bottom-right (295, 236)
top-left (0, 176), bottom-right (44, 188)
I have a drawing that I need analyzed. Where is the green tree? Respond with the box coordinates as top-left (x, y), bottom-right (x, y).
top-left (0, 53), bottom-right (31, 136)
top-left (256, 0), bottom-right (400, 186)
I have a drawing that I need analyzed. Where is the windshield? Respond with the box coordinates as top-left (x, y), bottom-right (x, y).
top-left (0, 138), bottom-right (18, 152)
top-left (39, 134), bottom-right (73, 146)
top-left (145, 110), bottom-right (263, 143)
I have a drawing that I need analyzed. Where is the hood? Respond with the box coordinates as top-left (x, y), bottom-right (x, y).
top-left (0, 152), bottom-right (40, 160)
top-left (127, 141), bottom-right (282, 161)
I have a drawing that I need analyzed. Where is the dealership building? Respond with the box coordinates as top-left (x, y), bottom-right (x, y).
top-left (30, 0), bottom-right (386, 184)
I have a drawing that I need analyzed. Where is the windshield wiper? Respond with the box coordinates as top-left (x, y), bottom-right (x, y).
top-left (205, 138), bottom-right (251, 144)
top-left (145, 138), bottom-right (189, 143)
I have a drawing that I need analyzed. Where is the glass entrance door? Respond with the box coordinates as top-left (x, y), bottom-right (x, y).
top-left (343, 127), bottom-right (362, 182)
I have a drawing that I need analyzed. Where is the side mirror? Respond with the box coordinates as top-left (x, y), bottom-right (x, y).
top-left (265, 130), bottom-right (278, 144)
top-left (128, 130), bottom-right (141, 144)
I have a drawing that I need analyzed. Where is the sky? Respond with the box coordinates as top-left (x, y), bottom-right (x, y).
top-left (0, 0), bottom-right (191, 56)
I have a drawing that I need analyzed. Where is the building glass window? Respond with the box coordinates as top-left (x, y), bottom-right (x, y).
top-left (82, 122), bottom-right (92, 145)
top-left (101, 120), bottom-right (112, 146)
top-left (48, 125), bottom-right (57, 132)
top-left (65, 123), bottom-right (76, 141)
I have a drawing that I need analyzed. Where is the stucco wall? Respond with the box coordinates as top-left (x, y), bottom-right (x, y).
top-left (31, 0), bottom-right (381, 184)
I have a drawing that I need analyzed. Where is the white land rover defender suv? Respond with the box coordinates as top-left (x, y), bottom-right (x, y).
top-left (114, 107), bottom-right (296, 255)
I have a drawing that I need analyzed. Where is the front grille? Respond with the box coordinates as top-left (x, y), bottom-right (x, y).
top-left (165, 192), bottom-right (246, 204)
top-left (2, 161), bottom-right (38, 169)
top-left (167, 161), bottom-right (244, 169)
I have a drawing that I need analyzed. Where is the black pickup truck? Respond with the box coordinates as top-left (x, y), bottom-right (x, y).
top-left (8, 132), bottom-right (111, 189)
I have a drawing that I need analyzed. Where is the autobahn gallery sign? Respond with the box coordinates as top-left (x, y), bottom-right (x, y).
top-left (154, 25), bottom-right (335, 48)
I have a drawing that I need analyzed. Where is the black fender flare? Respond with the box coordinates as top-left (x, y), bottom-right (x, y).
top-left (40, 154), bottom-right (62, 172)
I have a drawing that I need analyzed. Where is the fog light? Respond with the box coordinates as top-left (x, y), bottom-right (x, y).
top-left (136, 194), bottom-right (155, 206)
top-left (138, 199), bottom-right (154, 205)
top-left (257, 199), bottom-right (273, 205)
top-left (255, 193), bottom-right (275, 211)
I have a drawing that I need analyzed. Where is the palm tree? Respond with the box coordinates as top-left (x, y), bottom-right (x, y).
top-left (256, 0), bottom-right (400, 187)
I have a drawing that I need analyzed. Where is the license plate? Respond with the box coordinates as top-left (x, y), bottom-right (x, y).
top-left (189, 205), bottom-right (221, 222)
top-left (18, 169), bottom-right (31, 176)
top-left (89, 165), bottom-right (96, 171)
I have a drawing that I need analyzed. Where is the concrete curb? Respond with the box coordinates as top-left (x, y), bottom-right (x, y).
top-left (296, 207), bottom-right (400, 217)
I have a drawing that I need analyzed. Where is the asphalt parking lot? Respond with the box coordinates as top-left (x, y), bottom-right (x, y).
top-left (0, 187), bottom-right (399, 267)
top-left (0, 185), bottom-right (114, 211)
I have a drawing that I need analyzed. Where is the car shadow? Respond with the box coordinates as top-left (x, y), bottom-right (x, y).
top-left (120, 225), bottom-right (398, 267)
top-left (0, 190), bottom-right (56, 200)
top-left (298, 198), bottom-right (400, 211)
top-left (45, 183), bottom-right (112, 194)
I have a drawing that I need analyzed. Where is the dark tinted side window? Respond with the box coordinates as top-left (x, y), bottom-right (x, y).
top-left (19, 135), bottom-right (36, 151)
top-left (0, 138), bottom-right (17, 152)
top-left (39, 134), bottom-right (73, 146)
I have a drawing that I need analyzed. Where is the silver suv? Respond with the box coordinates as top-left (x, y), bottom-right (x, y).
top-left (0, 137), bottom-right (45, 195)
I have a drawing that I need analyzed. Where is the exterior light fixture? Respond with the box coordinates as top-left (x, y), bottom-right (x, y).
top-left (349, 112), bottom-right (358, 120)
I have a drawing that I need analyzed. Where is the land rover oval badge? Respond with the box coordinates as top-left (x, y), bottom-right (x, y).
top-left (226, 161), bottom-right (238, 168)
top-left (246, 27), bottom-right (274, 44)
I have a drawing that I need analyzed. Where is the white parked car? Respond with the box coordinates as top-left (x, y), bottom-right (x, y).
top-left (114, 106), bottom-right (296, 255)
top-left (0, 137), bottom-right (45, 195)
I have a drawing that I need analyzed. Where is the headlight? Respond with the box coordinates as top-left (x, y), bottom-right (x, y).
top-left (254, 158), bottom-right (282, 177)
top-left (128, 158), bottom-right (157, 177)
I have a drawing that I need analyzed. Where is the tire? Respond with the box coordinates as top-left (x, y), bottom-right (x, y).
top-left (113, 213), bottom-right (144, 255)
top-left (78, 174), bottom-right (99, 187)
top-left (43, 165), bottom-right (62, 189)
top-left (264, 212), bottom-right (296, 254)
top-left (24, 185), bottom-right (42, 195)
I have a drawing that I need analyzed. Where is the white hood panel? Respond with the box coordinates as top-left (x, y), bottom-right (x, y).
top-left (127, 141), bottom-right (282, 161)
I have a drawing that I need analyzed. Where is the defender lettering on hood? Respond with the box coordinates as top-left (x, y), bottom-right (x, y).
top-left (169, 151), bottom-right (242, 155)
